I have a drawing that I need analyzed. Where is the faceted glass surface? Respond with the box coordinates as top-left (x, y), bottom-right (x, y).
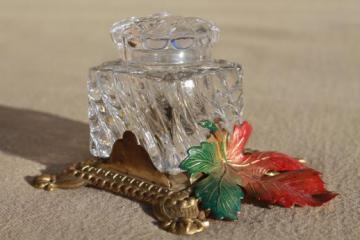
top-left (110, 12), bottom-right (219, 65)
top-left (88, 60), bottom-right (243, 174)
top-left (88, 13), bottom-right (244, 174)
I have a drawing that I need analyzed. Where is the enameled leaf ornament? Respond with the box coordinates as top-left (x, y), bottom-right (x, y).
top-left (180, 120), bottom-right (337, 220)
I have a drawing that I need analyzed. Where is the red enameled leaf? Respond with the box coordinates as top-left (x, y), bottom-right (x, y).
top-left (238, 151), bottom-right (306, 176)
top-left (226, 121), bottom-right (252, 164)
top-left (242, 168), bottom-right (338, 207)
top-left (181, 120), bottom-right (337, 216)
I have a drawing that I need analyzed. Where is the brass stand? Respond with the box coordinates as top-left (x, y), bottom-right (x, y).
top-left (33, 131), bottom-right (209, 235)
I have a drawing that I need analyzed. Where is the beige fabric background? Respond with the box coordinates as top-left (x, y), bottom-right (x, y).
top-left (0, 0), bottom-right (359, 239)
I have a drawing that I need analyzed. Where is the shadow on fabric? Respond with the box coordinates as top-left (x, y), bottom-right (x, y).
top-left (0, 105), bottom-right (159, 221)
top-left (0, 105), bottom-right (90, 173)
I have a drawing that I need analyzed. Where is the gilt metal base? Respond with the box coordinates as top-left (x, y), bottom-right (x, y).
top-left (33, 132), bottom-right (209, 235)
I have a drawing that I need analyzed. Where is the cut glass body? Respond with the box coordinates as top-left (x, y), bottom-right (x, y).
top-left (88, 13), bottom-right (244, 174)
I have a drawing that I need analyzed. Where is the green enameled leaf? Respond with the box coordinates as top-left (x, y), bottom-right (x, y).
top-left (180, 142), bottom-right (218, 176)
top-left (198, 120), bottom-right (219, 132)
top-left (195, 172), bottom-right (244, 220)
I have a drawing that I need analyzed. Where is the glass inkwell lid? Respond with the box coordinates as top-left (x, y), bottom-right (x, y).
top-left (110, 12), bottom-right (219, 65)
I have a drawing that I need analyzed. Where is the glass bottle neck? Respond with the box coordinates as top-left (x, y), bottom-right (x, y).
top-left (123, 47), bottom-right (212, 65)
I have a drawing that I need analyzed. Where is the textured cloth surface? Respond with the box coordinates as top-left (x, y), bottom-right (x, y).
top-left (0, 1), bottom-right (359, 239)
